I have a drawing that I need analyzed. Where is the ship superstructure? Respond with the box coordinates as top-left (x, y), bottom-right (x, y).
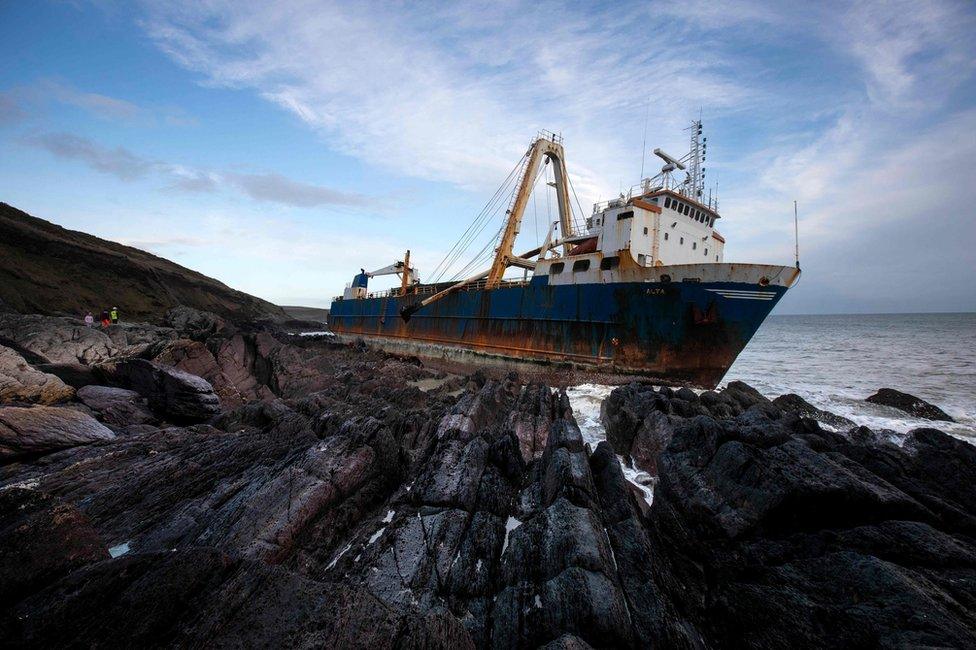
top-left (329, 123), bottom-right (800, 387)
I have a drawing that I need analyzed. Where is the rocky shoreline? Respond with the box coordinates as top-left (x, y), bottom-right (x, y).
top-left (1, 307), bottom-right (974, 648)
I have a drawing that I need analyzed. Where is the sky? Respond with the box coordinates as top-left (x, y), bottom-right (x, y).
top-left (1, 0), bottom-right (974, 314)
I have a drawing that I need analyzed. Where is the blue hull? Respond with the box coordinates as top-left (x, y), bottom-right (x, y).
top-left (329, 276), bottom-right (786, 387)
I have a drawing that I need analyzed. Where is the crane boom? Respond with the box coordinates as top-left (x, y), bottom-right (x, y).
top-left (486, 133), bottom-right (573, 288)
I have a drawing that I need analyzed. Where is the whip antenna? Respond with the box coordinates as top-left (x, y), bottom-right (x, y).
top-left (639, 96), bottom-right (650, 180)
top-left (793, 200), bottom-right (800, 269)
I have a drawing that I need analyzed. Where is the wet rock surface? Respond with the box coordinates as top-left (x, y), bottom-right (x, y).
top-left (76, 385), bottom-right (157, 428)
top-left (103, 358), bottom-right (220, 423)
top-left (867, 387), bottom-right (955, 422)
top-left (1, 310), bottom-right (975, 648)
top-left (772, 391), bottom-right (857, 429)
top-left (0, 405), bottom-right (115, 459)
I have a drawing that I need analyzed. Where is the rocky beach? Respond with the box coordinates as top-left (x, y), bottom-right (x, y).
top-left (2, 302), bottom-right (975, 648)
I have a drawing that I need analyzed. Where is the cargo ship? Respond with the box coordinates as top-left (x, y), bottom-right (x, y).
top-left (328, 123), bottom-right (800, 388)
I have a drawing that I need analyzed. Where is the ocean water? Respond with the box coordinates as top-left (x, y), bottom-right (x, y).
top-left (726, 313), bottom-right (976, 441)
top-left (567, 313), bottom-right (976, 461)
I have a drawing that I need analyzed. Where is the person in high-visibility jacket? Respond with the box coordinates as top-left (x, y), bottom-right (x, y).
top-left (110, 307), bottom-right (119, 324)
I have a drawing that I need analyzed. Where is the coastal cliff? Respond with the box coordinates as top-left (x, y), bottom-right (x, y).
top-left (0, 202), bottom-right (286, 323)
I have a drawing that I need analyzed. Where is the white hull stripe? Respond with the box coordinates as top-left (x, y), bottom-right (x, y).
top-left (706, 289), bottom-right (776, 300)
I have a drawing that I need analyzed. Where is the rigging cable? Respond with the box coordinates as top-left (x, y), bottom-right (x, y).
top-left (567, 173), bottom-right (588, 236)
top-left (449, 158), bottom-right (550, 282)
top-left (429, 170), bottom-right (516, 281)
top-left (428, 152), bottom-right (528, 283)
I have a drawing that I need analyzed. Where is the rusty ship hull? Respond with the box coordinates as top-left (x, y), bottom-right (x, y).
top-left (329, 263), bottom-right (795, 388)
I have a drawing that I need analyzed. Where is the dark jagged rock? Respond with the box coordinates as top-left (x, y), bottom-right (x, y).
top-left (722, 380), bottom-right (770, 409)
top-left (0, 405), bottom-right (115, 459)
top-left (163, 305), bottom-right (225, 339)
top-left (2, 326), bottom-right (975, 650)
top-left (153, 334), bottom-right (277, 408)
top-left (773, 392), bottom-right (856, 430)
top-left (0, 488), bottom-right (107, 611)
top-left (647, 410), bottom-right (976, 649)
top-left (104, 358), bottom-right (220, 422)
top-left (76, 385), bottom-right (157, 428)
top-left (34, 362), bottom-right (98, 389)
top-left (867, 387), bottom-right (955, 422)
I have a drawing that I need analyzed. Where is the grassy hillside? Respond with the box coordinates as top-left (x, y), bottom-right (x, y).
top-left (0, 202), bottom-right (286, 323)
top-left (281, 306), bottom-right (330, 324)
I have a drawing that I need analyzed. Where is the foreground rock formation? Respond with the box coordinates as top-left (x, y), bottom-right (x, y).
top-left (1, 310), bottom-right (974, 648)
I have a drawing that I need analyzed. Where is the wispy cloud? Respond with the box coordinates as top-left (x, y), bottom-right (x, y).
top-left (24, 131), bottom-right (370, 208)
top-left (140, 1), bottom-right (757, 204)
top-left (25, 132), bottom-right (154, 180)
top-left (840, 0), bottom-right (976, 110)
top-left (42, 80), bottom-right (142, 120)
top-left (226, 172), bottom-right (370, 207)
top-left (3, 79), bottom-right (198, 127)
top-left (4, 0), bottom-right (974, 312)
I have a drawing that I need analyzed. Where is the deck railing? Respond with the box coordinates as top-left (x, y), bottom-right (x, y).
top-left (332, 276), bottom-right (531, 302)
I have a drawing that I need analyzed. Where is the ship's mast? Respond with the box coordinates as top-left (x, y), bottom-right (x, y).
top-left (684, 119), bottom-right (706, 202)
top-left (643, 120), bottom-right (714, 210)
top-left (486, 131), bottom-right (573, 288)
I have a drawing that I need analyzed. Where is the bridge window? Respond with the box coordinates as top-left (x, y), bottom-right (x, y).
top-left (664, 197), bottom-right (672, 209)
top-left (683, 204), bottom-right (690, 216)
top-left (573, 259), bottom-right (590, 272)
top-left (600, 256), bottom-right (620, 270)
top-left (550, 262), bottom-right (564, 275)
top-left (617, 211), bottom-right (633, 220)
